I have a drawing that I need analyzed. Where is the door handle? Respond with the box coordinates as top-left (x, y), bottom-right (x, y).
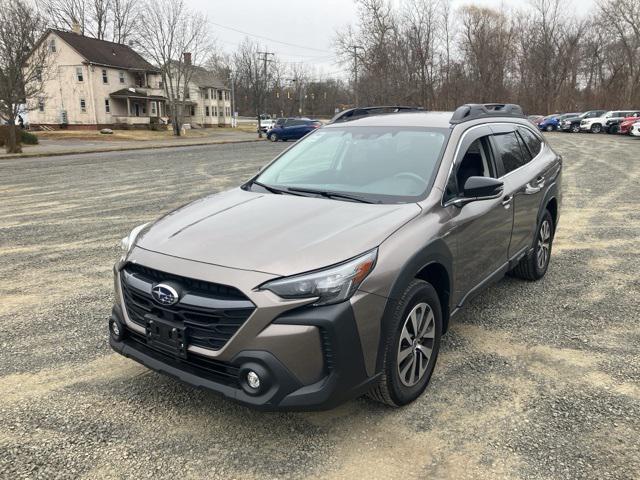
top-left (501, 195), bottom-right (513, 208)
top-left (525, 176), bottom-right (545, 194)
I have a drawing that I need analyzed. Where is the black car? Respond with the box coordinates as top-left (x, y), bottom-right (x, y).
top-left (604, 111), bottom-right (640, 134)
top-left (560, 110), bottom-right (607, 133)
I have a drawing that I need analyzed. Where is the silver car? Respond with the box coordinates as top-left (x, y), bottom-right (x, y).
top-left (109, 104), bottom-right (562, 410)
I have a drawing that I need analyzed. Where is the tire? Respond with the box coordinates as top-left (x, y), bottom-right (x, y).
top-left (570, 124), bottom-right (580, 133)
top-left (591, 124), bottom-right (602, 134)
top-left (546, 125), bottom-right (554, 132)
top-left (368, 279), bottom-right (442, 407)
top-left (609, 125), bottom-right (619, 135)
top-left (269, 133), bottom-right (279, 142)
top-left (511, 209), bottom-right (554, 281)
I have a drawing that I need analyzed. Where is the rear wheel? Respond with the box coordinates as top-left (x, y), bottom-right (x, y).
top-left (511, 209), bottom-right (554, 281)
top-left (269, 132), bottom-right (279, 142)
top-left (368, 280), bottom-right (442, 407)
top-left (546, 125), bottom-right (554, 132)
top-left (591, 124), bottom-right (602, 134)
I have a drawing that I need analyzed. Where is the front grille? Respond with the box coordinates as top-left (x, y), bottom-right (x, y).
top-left (125, 329), bottom-right (240, 386)
top-left (120, 263), bottom-right (255, 350)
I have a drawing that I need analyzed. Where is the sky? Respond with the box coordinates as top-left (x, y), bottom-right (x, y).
top-left (191, 0), bottom-right (596, 79)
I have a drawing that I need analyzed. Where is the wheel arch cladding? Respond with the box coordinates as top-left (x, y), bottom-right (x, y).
top-left (375, 239), bottom-right (453, 373)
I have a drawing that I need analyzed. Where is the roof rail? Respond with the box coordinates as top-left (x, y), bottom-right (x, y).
top-left (329, 106), bottom-right (424, 124)
top-left (450, 103), bottom-right (524, 124)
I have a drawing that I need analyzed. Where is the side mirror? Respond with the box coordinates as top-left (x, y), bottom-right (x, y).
top-left (448, 176), bottom-right (504, 208)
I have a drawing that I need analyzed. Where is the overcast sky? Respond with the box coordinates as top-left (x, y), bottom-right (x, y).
top-left (191, 0), bottom-right (595, 78)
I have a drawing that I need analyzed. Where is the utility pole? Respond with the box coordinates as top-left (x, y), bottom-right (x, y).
top-left (230, 69), bottom-right (236, 128)
top-left (351, 45), bottom-right (363, 107)
top-left (256, 50), bottom-right (274, 138)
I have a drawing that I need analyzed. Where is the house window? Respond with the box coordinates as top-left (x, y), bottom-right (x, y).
top-left (204, 89), bottom-right (209, 99)
top-left (105, 99), bottom-right (110, 113)
top-left (80, 98), bottom-right (86, 113)
top-left (38, 97), bottom-right (45, 112)
top-left (49, 39), bottom-right (56, 52)
top-left (205, 106), bottom-right (210, 116)
top-left (102, 69), bottom-right (108, 84)
top-left (76, 67), bottom-right (83, 82)
top-left (190, 105), bottom-right (195, 116)
top-left (35, 67), bottom-right (43, 82)
top-left (159, 80), bottom-right (163, 88)
top-left (185, 89), bottom-right (190, 99)
top-left (119, 71), bottom-right (125, 84)
top-left (151, 101), bottom-right (157, 116)
top-left (213, 106), bottom-right (217, 117)
top-left (218, 90), bottom-right (223, 100)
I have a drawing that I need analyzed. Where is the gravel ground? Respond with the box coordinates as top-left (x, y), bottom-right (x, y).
top-left (1, 134), bottom-right (639, 479)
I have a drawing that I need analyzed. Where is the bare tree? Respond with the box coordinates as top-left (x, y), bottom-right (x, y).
top-left (136, 0), bottom-right (212, 136)
top-left (39, 0), bottom-right (89, 35)
top-left (111, 0), bottom-right (138, 44)
top-left (0, 0), bottom-right (51, 153)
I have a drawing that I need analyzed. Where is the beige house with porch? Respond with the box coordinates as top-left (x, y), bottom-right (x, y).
top-left (28, 28), bottom-right (167, 129)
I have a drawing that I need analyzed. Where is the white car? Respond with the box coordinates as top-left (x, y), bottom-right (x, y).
top-left (630, 122), bottom-right (640, 137)
top-left (580, 110), bottom-right (635, 134)
top-left (257, 115), bottom-right (275, 133)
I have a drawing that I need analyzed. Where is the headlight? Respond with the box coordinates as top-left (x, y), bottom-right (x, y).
top-left (120, 223), bottom-right (148, 253)
top-left (260, 249), bottom-right (378, 306)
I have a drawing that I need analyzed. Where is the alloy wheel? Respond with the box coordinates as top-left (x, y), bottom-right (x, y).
top-left (537, 219), bottom-right (552, 271)
top-left (397, 302), bottom-right (435, 387)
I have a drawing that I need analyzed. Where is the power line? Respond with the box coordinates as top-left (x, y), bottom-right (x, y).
top-left (210, 20), bottom-right (332, 54)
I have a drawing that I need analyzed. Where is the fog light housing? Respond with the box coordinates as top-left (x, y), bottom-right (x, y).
top-left (239, 363), bottom-right (270, 395)
top-left (109, 317), bottom-right (124, 341)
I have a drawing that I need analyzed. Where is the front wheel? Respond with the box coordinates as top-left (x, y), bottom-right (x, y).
top-left (571, 124), bottom-right (580, 133)
top-left (368, 280), bottom-right (442, 407)
top-left (546, 125), bottom-right (554, 132)
top-left (269, 132), bottom-right (279, 142)
top-left (591, 124), bottom-right (602, 134)
top-left (511, 209), bottom-right (554, 281)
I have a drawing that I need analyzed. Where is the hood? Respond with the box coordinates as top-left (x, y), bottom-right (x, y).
top-left (136, 188), bottom-right (421, 276)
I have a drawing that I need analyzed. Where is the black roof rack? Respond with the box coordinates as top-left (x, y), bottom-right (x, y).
top-left (450, 103), bottom-right (524, 124)
top-left (329, 106), bottom-right (425, 124)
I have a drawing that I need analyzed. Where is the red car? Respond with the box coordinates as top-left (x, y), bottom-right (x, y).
top-left (619, 115), bottom-right (640, 135)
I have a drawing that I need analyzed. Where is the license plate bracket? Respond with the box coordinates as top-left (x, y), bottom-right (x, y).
top-left (144, 314), bottom-right (188, 359)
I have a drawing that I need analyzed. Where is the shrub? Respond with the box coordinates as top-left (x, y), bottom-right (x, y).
top-left (21, 130), bottom-right (38, 144)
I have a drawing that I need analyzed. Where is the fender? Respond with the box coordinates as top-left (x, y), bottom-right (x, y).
top-left (537, 158), bottom-right (562, 227)
top-left (374, 238), bottom-right (453, 373)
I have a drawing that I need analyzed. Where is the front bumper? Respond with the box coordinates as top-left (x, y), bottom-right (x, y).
top-left (110, 299), bottom-right (378, 411)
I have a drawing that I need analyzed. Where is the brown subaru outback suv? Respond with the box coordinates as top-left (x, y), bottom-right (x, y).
top-left (109, 104), bottom-right (561, 410)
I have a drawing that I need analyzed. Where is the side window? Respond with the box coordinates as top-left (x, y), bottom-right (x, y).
top-left (518, 127), bottom-right (542, 158)
top-left (445, 137), bottom-right (495, 201)
top-left (492, 132), bottom-right (528, 175)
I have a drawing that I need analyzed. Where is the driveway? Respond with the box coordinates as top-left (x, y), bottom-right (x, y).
top-left (0, 135), bottom-right (639, 479)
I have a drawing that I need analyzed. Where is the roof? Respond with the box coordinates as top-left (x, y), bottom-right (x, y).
top-left (188, 65), bottom-right (228, 89)
top-left (110, 88), bottom-right (166, 100)
top-left (50, 29), bottom-right (159, 72)
top-left (324, 111), bottom-right (455, 129)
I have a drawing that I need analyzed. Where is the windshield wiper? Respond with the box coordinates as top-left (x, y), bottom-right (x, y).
top-left (285, 186), bottom-right (376, 204)
top-left (250, 180), bottom-right (300, 196)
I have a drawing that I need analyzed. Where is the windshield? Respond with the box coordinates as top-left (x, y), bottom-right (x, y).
top-left (253, 126), bottom-right (450, 203)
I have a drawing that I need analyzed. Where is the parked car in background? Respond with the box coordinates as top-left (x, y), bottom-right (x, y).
top-left (605, 111), bottom-right (640, 134)
top-left (560, 110), bottom-right (607, 133)
top-left (537, 115), bottom-right (562, 132)
top-left (542, 113), bottom-right (581, 132)
top-left (258, 114), bottom-right (276, 133)
top-left (618, 116), bottom-right (640, 135)
top-left (630, 122), bottom-right (640, 137)
top-left (580, 111), bottom-right (621, 133)
top-left (528, 115), bottom-right (544, 125)
top-left (267, 118), bottom-right (321, 141)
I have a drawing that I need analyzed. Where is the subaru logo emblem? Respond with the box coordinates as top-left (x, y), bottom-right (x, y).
top-left (151, 284), bottom-right (179, 306)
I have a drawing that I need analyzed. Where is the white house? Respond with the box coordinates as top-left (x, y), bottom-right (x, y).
top-left (28, 28), bottom-right (167, 129)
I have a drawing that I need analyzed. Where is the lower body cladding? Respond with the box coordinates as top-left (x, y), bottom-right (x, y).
top-left (110, 301), bottom-right (377, 410)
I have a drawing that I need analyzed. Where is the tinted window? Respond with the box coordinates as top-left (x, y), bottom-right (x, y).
top-left (493, 132), bottom-right (528, 175)
top-left (518, 128), bottom-right (542, 157)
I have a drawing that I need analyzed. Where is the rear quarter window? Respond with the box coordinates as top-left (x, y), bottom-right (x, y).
top-left (518, 127), bottom-right (542, 158)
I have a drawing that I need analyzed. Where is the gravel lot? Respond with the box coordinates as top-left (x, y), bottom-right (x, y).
top-left (1, 134), bottom-right (639, 479)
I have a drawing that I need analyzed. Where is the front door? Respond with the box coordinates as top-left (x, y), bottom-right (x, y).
top-left (134, 103), bottom-right (140, 117)
top-left (443, 126), bottom-right (514, 304)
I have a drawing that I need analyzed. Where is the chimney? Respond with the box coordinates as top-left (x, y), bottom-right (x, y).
top-left (71, 20), bottom-right (81, 35)
top-left (183, 52), bottom-right (192, 66)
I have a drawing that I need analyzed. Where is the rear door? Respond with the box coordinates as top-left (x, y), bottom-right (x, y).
top-left (490, 124), bottom-right (546, 259)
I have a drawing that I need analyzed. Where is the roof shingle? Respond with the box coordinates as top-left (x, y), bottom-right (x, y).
top-left (51, 29), bottom-right (158, 72)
